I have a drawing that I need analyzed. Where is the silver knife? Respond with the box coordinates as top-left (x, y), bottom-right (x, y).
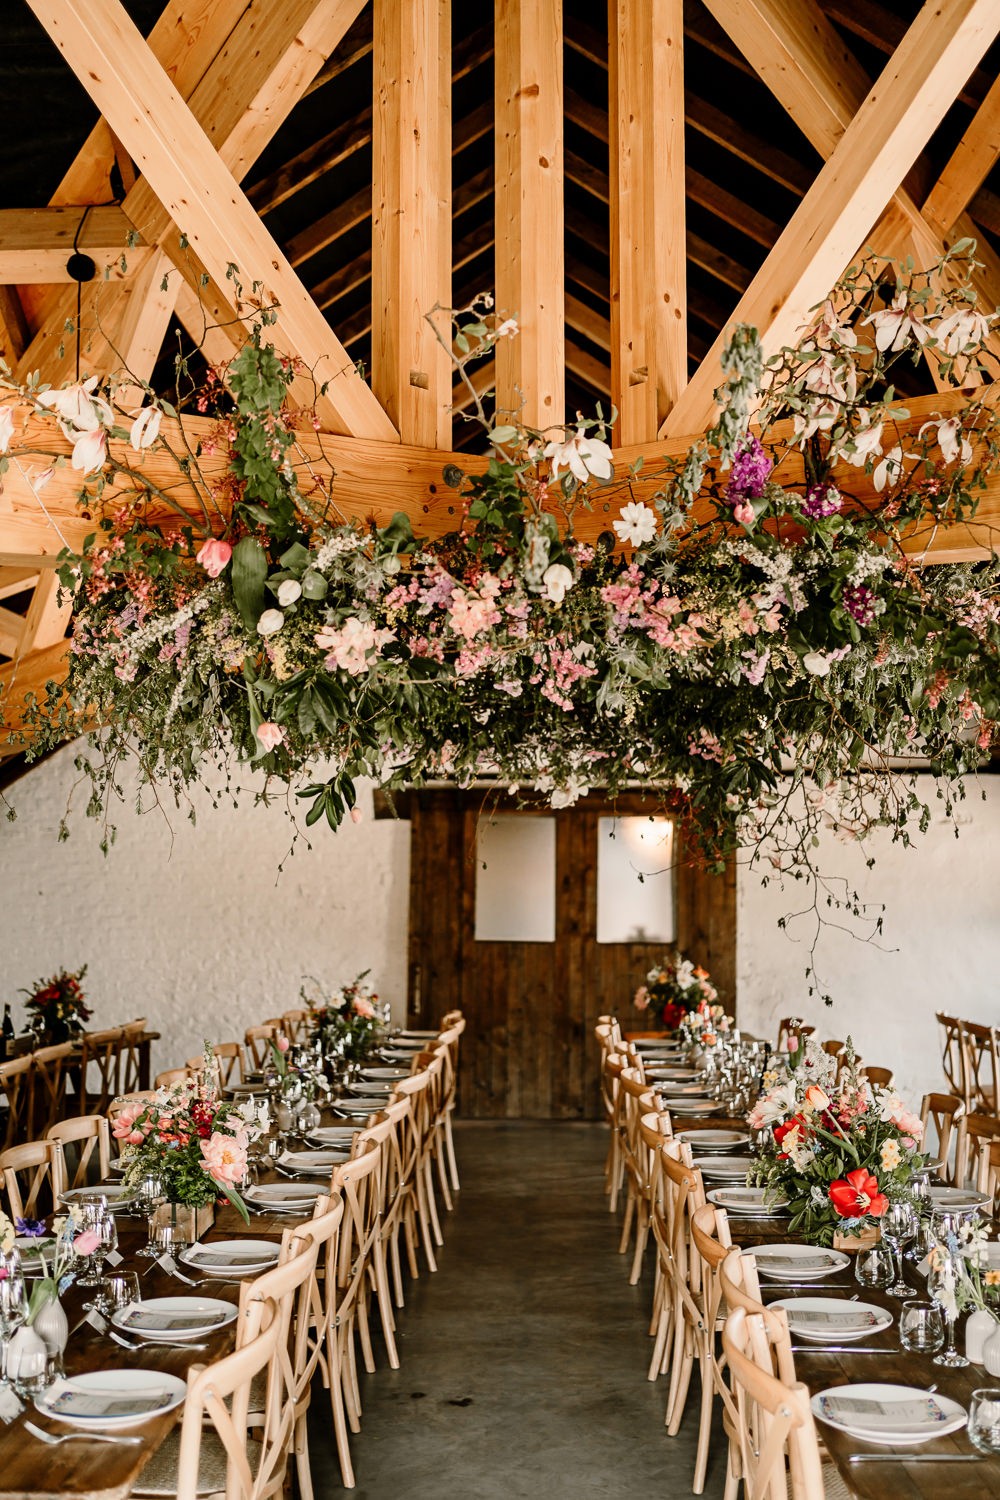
top-left (848, 1454), bottom-right (982, 1464)
top-left (790, 1344), bottom-right (892, 1353)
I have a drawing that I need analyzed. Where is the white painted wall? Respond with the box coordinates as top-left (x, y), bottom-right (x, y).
top-left (736, 777), bottom-right (1000, 1108)
top-left (0, 746), bottom-right (411, 1075)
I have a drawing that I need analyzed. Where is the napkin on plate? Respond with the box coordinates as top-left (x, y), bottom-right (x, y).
top-left (819, 1393), bottom-right (947, 1433)
top-left (122, 1309), bottom-right (226, 1331)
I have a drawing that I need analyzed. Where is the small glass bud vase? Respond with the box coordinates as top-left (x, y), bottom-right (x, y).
top-left (966, 1308), bottom-right (997, 1364)
top-left (984, 1322), bottom-right (1000, 1377)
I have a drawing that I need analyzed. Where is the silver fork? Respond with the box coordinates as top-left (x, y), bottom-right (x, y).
top-left (108, 1329), bottom-right (208, 1352)
top-left (24, 1420), bottom-right (142, 1446)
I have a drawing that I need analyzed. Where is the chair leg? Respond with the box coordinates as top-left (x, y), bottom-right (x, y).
top-left (692, 1344), bottom-right (714, 1494)
top-left (444, 1111), bottom-right (460, 1192)
top-left (618, 1190), bottom-right (635, 1255)
top-left (330, 1339), bottom-right (357, 1486)
top-left (628, 1204), bottom-right (648, 1285)
top-left (294, 1411), bottom-right (315, 1500)
top-left (373, 1241), bottom-right (400, 1370)
top-left (424, 1157), bottom-right (444, 1248)
top-left (435, 1133), bottom-right (454, 1211)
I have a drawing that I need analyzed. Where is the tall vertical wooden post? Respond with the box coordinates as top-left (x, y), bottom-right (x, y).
top-left (495, 0), bottom-right (565, 431)
top-left (372, 0), bottom-right (453, 447)
top-left (609, 0), bottom-right (686, 444)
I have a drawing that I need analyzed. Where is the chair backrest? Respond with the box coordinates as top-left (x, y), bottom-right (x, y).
top-left (920, 1091), bottom-right (966, 1182)
top-left (961, 1021), bottom-right (1000, 1115)
top-left (936, 1012), bottom-right (967, 1102)
top-left (238, 1229), bottom-right (321, 1460)
top-left (820, 1039), bottom-right (844, 1059)
top-left (956, 1110), bottom-right (1000, 1186)
top-left (189, 1043), bottom-right (244, 1088)
top-left (280, 1010), bottom-right (310, 1044)
top-left (0, 1138), bottom-right (59, 1219)
top-left (117, 1017), bottom-right (149, 1095)
top-left (245, 1025), bottom-right (279, 1070)
top-left (0, 1055), bottom-right (34, 1151)
top-left (332, 1142), bottom-right (382, 1324)
top-left (155, 1066), bottom-right (193, 1089)
top-left (45, 1113), bottom-right (110, 1192)
top-left (79, 1028), bottom-right (125, 1115)
top-left (29, 1043), bottom-right (76, 1137)
top-left (776, 1020), bottom-right (815, 1053)
top-left (976, 1138), bottom-right (1000, 1202)
top-left (174, 1301), bottom-right (283, 1500)
top-left (861, 1065), bottom-right (894, 1089)
top-left (723, 1305), bottom-right (828, 1500)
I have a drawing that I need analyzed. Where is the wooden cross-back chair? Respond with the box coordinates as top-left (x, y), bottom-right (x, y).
top-left (920, 1091), bottom-right (966, 1184)
top-left (331, 1142), bottom-right (393, 1443)
top-left (722, 1305), bottom-right (833, 1500)
top-left (861, 1065), bottom-right (894, 1089)
top-left (936, 1012), bottom-right (967, 1102)
top-left (46, 1114), bottom-right (110, 1193)
top-left (77, 1026), bottom-right (125, 1115)
top-left (961, 1021), bottom-right (1000, 1115)
top-left (688, 1203), bottom-right (737, 1496)
top-left (280, 1010), bottom-right (310, 1045)
top-left (975, 1139), bottom-right (1000, 1206)
top-left (638, 1113), bottom-right (676, 1383)
top-left (617, 1066), bottom-right (659, 1282)
top-left (29, 1042), bottom-right (75, 1137)
top-left (434, 1018), bottom-right (464, 1197)
top-left (0, 1138), bottom-right (59, 1220)
top-left (117, 1016), bottom-right (149, 1094)
top-left (955, 1110), bottom-right (1000, 1187)
top-left (187, 1042), bottom-right (245, 1088)
top-left (284, 1194), bottom-right (350, 1496)
top-left (410, 1047), bottom-right (450, 1246)
top-left (0, 1054), bottom-right (34, 1150)
top-left (602, 1050), bottom-right (627, 1213)
top-left (393, 1062), bottom-right (443, 1275)
top-left (661, 1145), bottom-right (711, 1443)
top-left (351, 1113), bottom-right (402, 1369)
top-left (131, 1301), bottom-right (283, 1500)
top-left (245, 1025), bottom-right (279, 1071)
top-left (155, 1066), bottom-right (194, 1089)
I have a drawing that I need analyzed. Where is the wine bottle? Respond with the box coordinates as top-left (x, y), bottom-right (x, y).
top-left (1, 1003), bottom-right (14, 1059)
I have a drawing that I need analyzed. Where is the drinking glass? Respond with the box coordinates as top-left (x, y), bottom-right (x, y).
top-left (136, 1174), bottom-right (165, 1259)
top-left (74, 1202), bottom-right (105, 1288)
top-left (968, 1389), bottom-right (1000, 1454)
top-left (103, 1271), bottom-right (141, 1317)
top-left (81, 1207), bottom-right (118, 1310)
top-left (928, 1253), bottom-right (969, 1368)
top-left (0, 1253), bottom-right (27, 1388)
top-left (899, 1299), bottom-right (945, 1354)
top-left (882, 1200), bottom-right (915, 1295)
top-left (854, 1243), bottom-right (895, 1289)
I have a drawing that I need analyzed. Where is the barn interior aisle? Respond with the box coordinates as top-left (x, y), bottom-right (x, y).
top-left (310, 1121), bottom-right (722, 1500)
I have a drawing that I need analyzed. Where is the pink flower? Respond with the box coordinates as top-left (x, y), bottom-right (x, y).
top-left (200, 1129), bottom-right (249, 1189)
top-left (196, 538), bottom-right (232, 577)
top-left (72, 426), bottom-right (107, 474)
top-left (256, 721), bottom-right (285, 752)
top-left (350, 807), bottom-right (363, 824)
top-left (732, 500), bottom-right (755, 527)
top-left (892, 1109), bottom-right (923, 1140)
top-left (352, 996), bottom-right (376, 1019)
top-left (73, 1229), bottom-right (101, 1257)
top-left (111, 1102), bottom-right (151, 1144)
top-left (276, 1034), bottom-right (290, 1053)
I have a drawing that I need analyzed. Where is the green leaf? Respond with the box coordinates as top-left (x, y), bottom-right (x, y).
top-left (231, 537), bottom-right (267, 631)
top-left (279, 542), bottom-right (310, 573)
top-left (301, 570), bottom-right (328, 600)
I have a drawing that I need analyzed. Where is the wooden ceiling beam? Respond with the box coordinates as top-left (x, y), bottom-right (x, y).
top-left (662, 0), bottom-right (1000, 438)
top-left (0, 287), bottom-right (29, 365)
top-left (371, 0), bottom-right (453, 449)
top-left (609, 0), bottom-right (686, 442)
top-left (0, 569), bottom-right (39, 602)
top-left (249, 108), bottom-right (375, 218)
top-left (0, 206), bottom-right (144, 285)
top-left (820, 0), bottom-right (989, 111)
top-left (26, 0), bottom-right (396, 441)
top-left (923, 72), bottom-right (1000, 234)
top-left (495, 0), bottom-right (565, 429)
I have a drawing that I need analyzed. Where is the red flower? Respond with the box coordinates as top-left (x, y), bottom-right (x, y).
top-left (828, 1167), bottom-right (888, 1219)
top-left (773, 1113), bottom-right (810, 1152)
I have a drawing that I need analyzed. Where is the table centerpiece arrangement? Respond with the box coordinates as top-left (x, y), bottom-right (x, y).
top-left (115, 1045), bottom-right (267, 1236)
top-left (306, 971), bottom-right (387, 1069)
top-left (633, 953), bottom-right (718, 1033)
top-left (747, 1034), bottom-right (925, 1248)
top-left (20, 966), bottom-right (91, 1045)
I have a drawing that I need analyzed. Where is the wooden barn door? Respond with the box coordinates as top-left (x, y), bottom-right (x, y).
top-left (405, 791), bottom-right (735, 1120)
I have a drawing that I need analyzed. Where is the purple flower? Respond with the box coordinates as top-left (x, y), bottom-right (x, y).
top-left (842, 584), bottom-right (876, 626)
top-left (15, 1217), bottom-right (46, 1238)
top-left (802, 484), bottom-right (842, 519)
top-left (726, 436), bottom-right (773, 503)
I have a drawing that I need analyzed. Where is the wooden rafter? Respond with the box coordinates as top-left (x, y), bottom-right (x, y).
top-left (371, 0), bottom-right (452, 448)
top-left (0, 206), bottom-right (145, 285)
top-left (662, 0), bottom-right (1000, 438)
top-left (494, 0), bottom-right (565, 429)
top-left (608, 0), bottom-right (686, 443)
top-left (924, 72), bottom-right (1000, 234)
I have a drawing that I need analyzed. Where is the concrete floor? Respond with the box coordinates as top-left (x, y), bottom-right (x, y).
top-left (310, 1120), bottom-right (727, 1499)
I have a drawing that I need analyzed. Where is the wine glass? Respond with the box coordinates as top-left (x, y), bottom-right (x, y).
top-left (81, 1206), bottom-right (118, 1311)
top-left (928, 1249), bottom-right (969, 1368)
top-left (135, 1173), bottom-right (165, 1259)
top-left (73, 1202), bottom-right (105, 1288)
top-left (882, 1200), bottom-right (915, 1295)
top-left (0, 1251), bottom-right (27, 1388)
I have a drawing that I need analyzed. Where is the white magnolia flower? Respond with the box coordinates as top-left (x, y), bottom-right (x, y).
top-left (542, 562), bottom-right (574, 605)
top-left (277, 578), bottom-right (302, 607)
top-left (919, 415), bottom-right (972, 467)
top-left (863, 292), bottom-right (931, 353)
top-left (544, 425), bottom-right (614, 485)
top-left (494, 317), bottom-right (519, 339)
top-left (802, 651), bottom-right (831, 677)
top-left (612, 501), bottom-right (658, 547)
top-left (129, 405), bottom-right (162, 451)
top-left (0, 405), bottom-right (14, 454)
top-left (550, 778), bottom-right (590, 810)
top-left (872, 444), bottom-right (907, 492)
top-left (36, 375), bottom-right (111, 436)
top-left (257, 608), bottom-right (285, 637)
top-left (841, 414), bottom-right (884, 467)
top-left (71, 426), bottom-right (107, 474)
top-left (935, 307), bottom-right (992, 355)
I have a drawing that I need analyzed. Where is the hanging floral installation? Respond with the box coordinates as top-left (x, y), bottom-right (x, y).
top-left (1, 249), bottom-right (998, 877)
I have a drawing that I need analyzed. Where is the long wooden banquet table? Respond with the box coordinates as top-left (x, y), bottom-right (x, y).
top-left (728, 1209), bottom-right (999, 1500)
top-left (0, 1160), bottom-right (340, 1499)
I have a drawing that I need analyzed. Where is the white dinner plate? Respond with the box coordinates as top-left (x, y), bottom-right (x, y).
top-left (399, 1030), bottom-right (438, 1039)
top-left (750, 1244), bottom-right (851, 1281)
top-left (662, 1099), bottom-right (725, 1116)
top-left (645, 1068), bottom-right (703, 1083)
top-left (37, 1371), bottom-right (186, 1430)
top-left (14, 1235), bottom-right (54, 1276)
top-left (112, 1296), bottom-right (237, 1343)
top-left (676, 1129), bottom-right (750, 1152)
top-left (243, 1182), bottom-right (327, 1211)
top-left (812, 1383), bottom-right (967, 1446)
top-left (693, 1156), bottom-right (754, 1180)
top-left (343, 1078), bottom-right (395, 1096)
top-left (227, 1081), bottom-right (270, 1097)
top-left (359, 1067), bottom-right (410, 1080)
top-left (277, 1148), bottom-right (350, 1175)
top-left (61, 1183), bottom-right (136, 1211)
top-left (334, 1097), bottom-right (387, 1117)
top-left (927, 1185), bottom-right (990, 1212)
top-left (706, 1186), bottom-right (787, 1216)
top-left (382, 1037), bottom-right (424, 1050)
top-left (305, 1125), bottom-right (359, 1147)
top-left (770, 1296), bottom-right (892, 1343)
top-left (180, 1239), bottom-right (281, 1276)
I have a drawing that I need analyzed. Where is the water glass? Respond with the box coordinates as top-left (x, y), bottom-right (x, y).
top-left (968, 1389), bottom-right (1000, 1453)
top-left (103, 1271), bottom-right (141, 1315)
top-left (899, 1299), bottom-right (945, 1354)
top-left (854, 1243), bottom-right (895, 1289)
top-left (0, 1255), bottom-right (27, 1388)
top-left (136, 1174), bottom-right (165, 1259)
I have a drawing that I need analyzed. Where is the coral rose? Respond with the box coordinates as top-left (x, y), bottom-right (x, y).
top-left (828, 1167), bottom-right (888, 1219)
top-left (352, 996), bottom-right (376, 1019)
top-left (200, 1130), bottom-right (248, 1189)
